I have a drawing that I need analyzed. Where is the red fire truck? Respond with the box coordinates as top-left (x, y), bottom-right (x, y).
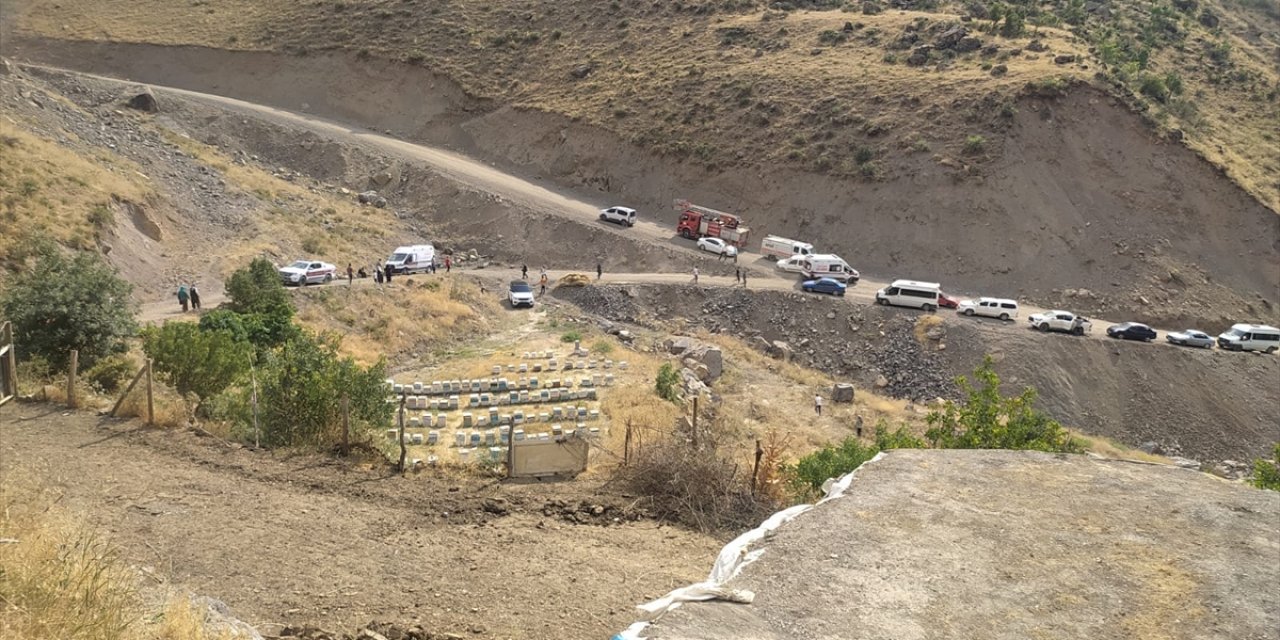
top-left (673, 199), bottom-right (751, 247)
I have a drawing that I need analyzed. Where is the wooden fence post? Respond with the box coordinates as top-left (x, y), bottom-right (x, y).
top-left (690, 395), bottom-right (699, 449)
top-left (623, 419), bottom-right (633, 467)
top-left (341, 394), bottom-right (351, 456)
top-left (1, 322), bottom-right (15, 404)
top-left (751, 439), bottom-right (764, 496)
top-left (145, 359), bottom-right (154, 426)
top-left (66, 349), bottom-right (79, 409)
top-left (109, 365), bottom-right (150, 417)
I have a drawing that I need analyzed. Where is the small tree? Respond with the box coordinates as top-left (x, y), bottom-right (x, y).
top-left (142, 322), bottom-right (252, 414)
top-left (0, 241), bottom-right (136, 370)
top-left (225, 258), bottom-right (292, 316)
top-left (1251, 443), bottom-right (1280, 492)
top-left (255, 331), bottom-right (391, 448)
top-left (655, 362), bottom-right (681, 403)
top-left (791, 436), bottom-right (880, 492)
top-left (925, 357), bottom-right (1082, 453)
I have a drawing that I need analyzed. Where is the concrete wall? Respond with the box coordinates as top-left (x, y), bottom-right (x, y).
top-left (511, 436), bottom-right (589, 478)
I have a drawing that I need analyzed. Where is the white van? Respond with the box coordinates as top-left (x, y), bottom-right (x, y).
top-left (599, 206), bottom-right (637, 227)
top-left (876, 279), bottom-right (942, 310)
top-left (802, 254), bottom-right (859, 284)
top-left (760, 235), bottom-right (815, 259)
top-left (385, 244), bottom-right (436, 274)
top-left (1216, 324), bottom-right (1280, 353)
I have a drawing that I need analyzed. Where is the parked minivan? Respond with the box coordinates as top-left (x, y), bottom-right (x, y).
top-left (760, 235), bottom-right (815, 259)
top-left (385, 244), bottom-right (436, 274)
top-left (1216, 324), bottom-right (1280, 353)
top-left (802, 254), bottom-right (859, 284)
top-left (876, 279), bottom-right (942, 311)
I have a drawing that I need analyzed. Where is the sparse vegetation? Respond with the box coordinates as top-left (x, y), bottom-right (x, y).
top-left (1251, 443), bottom-right (1280, 491)
top-left (963, 134), bottom-right (987, 155)
top-left (560, 330), bottom-right (582, 343)
top-left (142, 322), bottom-right (252, 415)
top-left (655, 362), bottom-right (681, 403)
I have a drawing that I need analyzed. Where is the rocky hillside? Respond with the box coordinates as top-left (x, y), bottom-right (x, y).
top-left (5, 0), bottom-right (1277, 211)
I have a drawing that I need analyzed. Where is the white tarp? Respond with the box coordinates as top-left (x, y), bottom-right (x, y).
top-left (613, 452), bottom-right (887, 640)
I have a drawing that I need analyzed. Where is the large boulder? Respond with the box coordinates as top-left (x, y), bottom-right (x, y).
top-left (832, 383), bottom-right (856, 404)
top-left (768, 340), bottom-right (792, 361)
top-left (935, 26), bottom-right (968, 49)
top-left (126, 89), bottom-right (158, 113)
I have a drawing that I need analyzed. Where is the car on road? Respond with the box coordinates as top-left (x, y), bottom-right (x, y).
top-left (508, 280), bottom-right (535, 308)
top-left (956, 297), bottom-right (1019, 321)
top-left (801, 277), bottom-right (847, 297)
top-left (776, 255), bottom-right (807, 274)
top-left (599, 206), bottom-right (637, 227)
top-left (279, 260), bottom-right (336, 286)
top-left (1028, 310), bottom-right (1092, 335)
top-left (1166, 329), bottom-right (1214, 349)
top-left (696, 237), bottom-right (738, 257)
top-left (876, 280), bottom-right (942, 311)
top-left (938, 292), bottom-right (959, 309)
top-left (1107, 322), bottom-right (1158, 341)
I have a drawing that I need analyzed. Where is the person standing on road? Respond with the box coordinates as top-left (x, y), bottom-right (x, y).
top-left (735, 267), bottom-right (741, 283)
top-left (189, 284), bottom-right (202, 310)
top-left (375, 266), bottom-right (384, 284)
top-left (384, 264), bottom-right (394, 284)
top-left (855, 414), bottom-right (864, 439)
top-left (742, 272), bottom-right (747, 288)
top-left (444, 255), bottom-right (452, 273)
top-left (540, 274), bottom-right (548, 297)
top-left (347, 263), bottom-right (354, 285)
top-left (596, 263), bottom-right (603, 280)
top-left (522, 264), bottom-right (528, 279)
top-left (692, 267), bottom-right (699, 284)
top-left (176, 284), bottom-right (190, 313)
top-left (814, 394), bottom-right (823, 417)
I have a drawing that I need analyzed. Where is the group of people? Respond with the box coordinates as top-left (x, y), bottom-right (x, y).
top-left (356, 255), bottom-right (454, 286)
top-left (175, 284), bottom-right (202, 312)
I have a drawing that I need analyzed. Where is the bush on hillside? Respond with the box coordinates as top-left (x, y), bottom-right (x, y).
top-left (225, 258), bottom-right (292, 316)
top-left (616, 440), bottom-right (778, 533)
top-left (213, 259), bottom-right (299, 350)
top-left (1251, 443), bottom-right (1280, 492)
top-left (82, 355), bottom-right (136, 394)
top-left (655, 362), bottom-right (681, 403)
top-left (252, 331), bottom-right (391, 448)
top-left (925, 357), bottom-right (1083, 452)
top-left (0, 240), bottom-right (136, 370)
top-left (790, 359), bottom-right (1080, 492)
top-left (142, 322), bottom-right (252, 414)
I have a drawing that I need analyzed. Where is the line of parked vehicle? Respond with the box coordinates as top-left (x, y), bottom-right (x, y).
top-left (639, 200), bottom-right (1280, 355)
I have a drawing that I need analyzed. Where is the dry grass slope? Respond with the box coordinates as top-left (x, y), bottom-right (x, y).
top-left (0, 470), bottom-right (235, 640)
top-left (8, 0), bottom-right (1277, 209)
top-left (0, 119), bottom-right (151, 263)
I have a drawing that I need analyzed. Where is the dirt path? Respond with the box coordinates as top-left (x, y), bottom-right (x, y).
top-left (0, 404), bottom-right (720, 639)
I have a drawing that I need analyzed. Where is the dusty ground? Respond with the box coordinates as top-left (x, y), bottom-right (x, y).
top-left (640, 449), bottom-right (1280, 640)
top-left (0, 404), bottom-right (723, 640)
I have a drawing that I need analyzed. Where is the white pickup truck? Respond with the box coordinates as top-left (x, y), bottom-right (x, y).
top-left (1028, 310), bottom-right (1092, 335)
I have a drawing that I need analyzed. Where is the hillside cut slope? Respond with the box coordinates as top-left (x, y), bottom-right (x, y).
top-left (639, 449), bottom-right (1280, 640)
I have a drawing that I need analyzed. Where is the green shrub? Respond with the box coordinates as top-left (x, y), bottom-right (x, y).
top-left (1251, 443), bottom-right (1280, 491)
top-left (590, 340), bottom-right (614, 355)
top-left (925, 357), bottom-right (1083, 452)
top-left (0, 239), bottom-right (136, 370)
top-left (963, 134), bottom-right (987, 154)
top-left (252, 331), bottom-right (391, 448)
top-left (854, 146), bottom-right (876, 163)
top-left (818, 30), bottom-right (848, 45)
top-left (83, 355), bottom-right (135, 394)
top-left (560, 330), bottom-right (582, 343)
top-left (655, 362), bottom-right (681, 403)
top-left (225, 258), bottom-right (293, 316)
top-left (791, 435), bottom-right (879, 492)
top-left (1140, 73), bottom-right (1171, 102)
top-left (142, 322), bottom-right (252, 413)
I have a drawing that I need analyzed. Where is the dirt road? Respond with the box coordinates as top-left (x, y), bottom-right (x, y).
top-left (0, 405), bottom-right (720, 639)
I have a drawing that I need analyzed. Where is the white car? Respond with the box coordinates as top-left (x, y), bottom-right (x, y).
top-left (696, 237), bottom-right (738, 257)
top-left (599, 206), bottom-right (637, 227)
top-left (776, 255), bottom-right (807, 273)
top-left (508, 280), bottom-right (535, 308)
top-left (279, 260), bottom-right (337, 286)
top-left (1028, 310), bottom-right (1092, 335)
top-left (957, 297), bottom-right (1019, 321)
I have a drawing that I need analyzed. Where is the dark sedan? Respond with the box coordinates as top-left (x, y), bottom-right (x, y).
top-left (801, 277), bottom-right (847, 297)
top-left (1106, 322), bottom-right (1157, 341)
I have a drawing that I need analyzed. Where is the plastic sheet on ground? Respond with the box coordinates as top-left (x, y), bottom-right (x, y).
top-left (613, 452), bottom-right (887, 640)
